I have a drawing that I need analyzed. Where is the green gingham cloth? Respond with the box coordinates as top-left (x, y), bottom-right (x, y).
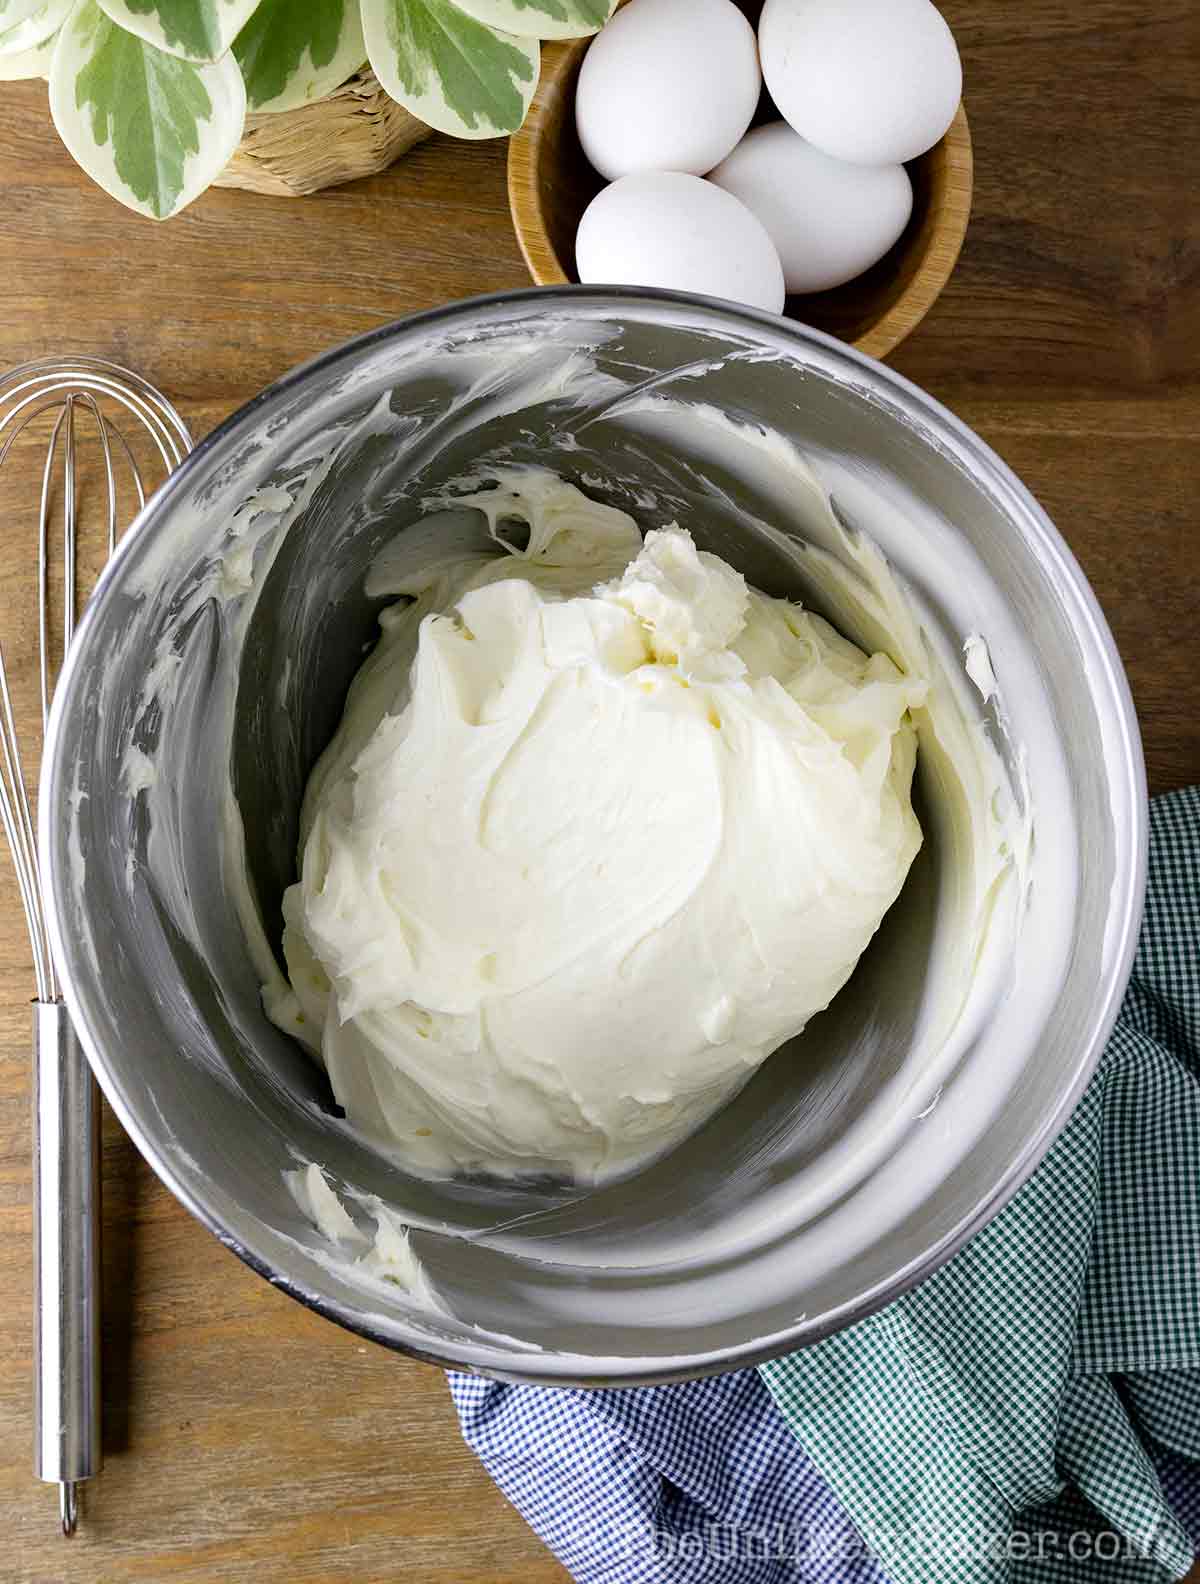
top-left (760, 785), bottom-right (1200, 1582)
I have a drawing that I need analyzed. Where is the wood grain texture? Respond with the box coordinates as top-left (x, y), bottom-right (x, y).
top-left (1, 0), bottom-right (1199, 1576)
top-left (507, 30), bottom-right (974, 361)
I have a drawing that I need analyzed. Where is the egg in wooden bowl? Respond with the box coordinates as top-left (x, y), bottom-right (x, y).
top-left (507, 0), bottom-right (973, 360)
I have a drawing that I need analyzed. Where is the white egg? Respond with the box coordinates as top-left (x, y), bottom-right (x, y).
top-left (575, 0), bottom-right (761, 182)
top-left (576, 172), bottom-right (786, 314)
top-left (709, 122), bottom-right (912, 293)
top-left (759, 0), bottom-right (962, 166)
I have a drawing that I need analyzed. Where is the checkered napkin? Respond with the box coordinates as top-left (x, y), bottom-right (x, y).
top-left (449, 788), bottom-right (1200, 1584)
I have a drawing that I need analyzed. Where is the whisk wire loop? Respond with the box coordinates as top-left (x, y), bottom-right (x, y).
top-left (0, 356), bottom-right (193, 1005)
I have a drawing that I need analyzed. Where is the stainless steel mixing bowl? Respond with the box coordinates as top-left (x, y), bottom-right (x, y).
top-left (41, 289), bottom-right (1146, 1384)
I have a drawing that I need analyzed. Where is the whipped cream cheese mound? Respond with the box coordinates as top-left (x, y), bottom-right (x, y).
top-left (268, 469), bottom-right (927, 1183)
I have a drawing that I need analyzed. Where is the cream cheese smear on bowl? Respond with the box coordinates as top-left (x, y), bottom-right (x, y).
top-left (266, 467), bottom-right (943, 1184)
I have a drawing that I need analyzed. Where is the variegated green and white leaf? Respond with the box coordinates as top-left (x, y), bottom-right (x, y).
top-left (96, 0), bottom-right (258, 63)
top-left (445, 0), bottom-right (615, 43)
top-left (233, 0), bottom-right (365, 113)
top-left (0, 0), bottom-right (49, 29)
top-left (0, 0), bottom-right (71, 55)
top-left (49, 0), bottom-right (246, 218)
top-left (0, 21), bottom-right (57, 71)
top-left (362, 0), bottom-right (538, 139)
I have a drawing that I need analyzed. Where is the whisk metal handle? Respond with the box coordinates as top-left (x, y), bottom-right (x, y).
top-left (32, 1000), bottom-right (101, 1531)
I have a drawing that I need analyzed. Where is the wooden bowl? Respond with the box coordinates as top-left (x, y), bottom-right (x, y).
top-left (507, 30), bottom-right (973, 361)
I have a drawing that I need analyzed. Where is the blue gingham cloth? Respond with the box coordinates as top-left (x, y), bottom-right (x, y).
top-left (448, 789), bottom-right (1200, 1582)
top-left (450, 1366), bottom-right (885, 1581)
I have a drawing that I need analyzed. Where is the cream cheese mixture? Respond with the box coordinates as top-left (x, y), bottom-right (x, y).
top-left (266, 469), bottom-right (929, 1183)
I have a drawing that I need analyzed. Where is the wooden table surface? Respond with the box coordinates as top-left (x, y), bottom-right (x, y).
top-left (2, 3), bottom-right (1198, 1581)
